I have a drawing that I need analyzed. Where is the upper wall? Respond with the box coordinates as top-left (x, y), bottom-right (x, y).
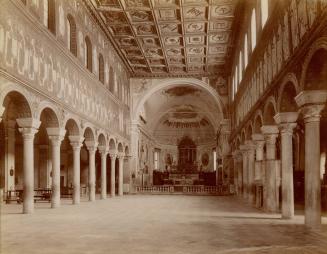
top-left (0, 0), bottom-right (131, 138)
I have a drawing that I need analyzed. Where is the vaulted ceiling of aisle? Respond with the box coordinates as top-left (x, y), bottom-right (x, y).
top-left (91, 0), bottom-right (237, 77)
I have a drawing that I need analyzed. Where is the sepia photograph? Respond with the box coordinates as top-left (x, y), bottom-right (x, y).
top-left (0, 0), bottom-right (327, 253)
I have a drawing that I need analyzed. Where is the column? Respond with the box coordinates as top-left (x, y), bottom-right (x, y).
top-left (232, 150), bottom-right (240, 195)
top-left (239, 145), bottom-right (248, 199)
top-left (85, 141), bottom-right (97, 202)
top-left (245, 140), bottom-right (256, 204)
top-left (252, 134), bottom-right (265, 208)
top-left (69, 136), bottom-right (84, 205)
top-left (98, 146), bottom-right (108, 200)
top-left (118, 155), bottom-right (124, 196)
top-left (261, 125), bottom-right (279, 213)
top-left (110, 153), bottom-right (117, 197)
top-left (274, 112), bottom-right (298, 219)
top-left (47, 128), bottom-right (65, 208)
top-left (4, 120), bottom-right (16, 192)
top-left (295, 90), bottom-right (327, 228)
top-left (17, 118), bottom-right (40, 214)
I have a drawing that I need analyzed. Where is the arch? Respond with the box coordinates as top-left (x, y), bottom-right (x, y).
top-left (125, 145), bottom-right (130, 156)
top-left (244, 33), bottom-right (248, 68)
top-left (109, 66), bottom-right (114, 93)
top-left (245, 121), bottom-right (253, 140)
top-left (98, 133), bottom-right (106, 146)
top-left (109, 138), bottom-right (116, 151)
top-left (85, 36), bottom-right (92, 72)
top-left (83, 127), bottom-right (95, 142)
top-left (98, 53), bottom-right (104, 84)
top-left (2, 90), bottom-right (32, 120)
top-left (251, 8), bottom-right (257, 51)
top-left (253, 110), bottom-right (263, 133)
top-left (277, 73), bottom-right (299, 112)
top-left (300, 37), bottom-right (327, 90)
top-left (241, 129), bottom-right (246, 144)
top-left (67, 14), bottom-right (77, 56)
top-left (36, 101), bottom-right (61, 124)
top-left (263, 96), bottom-right (277, 125)
top-left (261, 0), bottom-right (268, 28)
top-left (239, 51), bottom-right (243, 82)
top-left (65, 118), bottom-right (80, 136)
top-left (39, 107), bottom-right (60, 128)
top-left (117, 142), bottom-right (124, 153)
top-left (133, 78), bottom-right (226, 121)
top-left (45, 0), bottom-right (56, 34)
top-left (236, 136), bottom-right (241, 148)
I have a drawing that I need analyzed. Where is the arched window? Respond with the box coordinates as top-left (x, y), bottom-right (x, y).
top-left (232, 76), bottom-right (235, 100)
top-left (98, 54), bottom-right (104, 84)
top-left (244, 34), bottom-right (248, 68)
top-left (85, 36), bottom-right (92, 72)
top-left (109, 66), bottom-right (114, 93)
top-left (239, 51), bottom-right (243, 83)
top-left (251, 9), bottom-right (257, 51)
top-left (235, 66), bottom-right (238, 89)
top-left (44, 0), bottom-right (56, 34)
top-left (261, 0), bottom-right (268, 28)
top-left (67, 14), bottom-right (77, 56)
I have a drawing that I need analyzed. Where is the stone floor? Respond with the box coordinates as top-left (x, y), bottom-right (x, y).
top-left (1, 195), bottom-right (327, 254)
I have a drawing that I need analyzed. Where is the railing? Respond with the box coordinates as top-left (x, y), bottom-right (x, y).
top-left (135, 185), bottom-right (234, 195)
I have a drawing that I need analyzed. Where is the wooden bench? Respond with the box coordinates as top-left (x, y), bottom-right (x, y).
top-left (5, 190), bottom-right (23, 204)
top-left (34, 189), bottom-right (52, 203)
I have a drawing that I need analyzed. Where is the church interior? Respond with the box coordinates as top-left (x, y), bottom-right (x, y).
top-left (1, 0), bottom-right (327, 253)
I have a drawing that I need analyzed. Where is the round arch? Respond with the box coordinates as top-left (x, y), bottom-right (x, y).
top-left (300, 37), bottom-right (327, 91)
top-left (133, 78), bottom-right (226, 121)
top-left (253, 110), bottom-right (263, 134)
top-left (277, 73), bottom-right (300, 112)
top-left (263, 96), bottom-right (277, 125)
top-left (0, 86), bottom-right (33, 119)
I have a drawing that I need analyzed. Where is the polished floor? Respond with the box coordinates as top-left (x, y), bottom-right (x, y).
top-left (1, 195), bottom-right (327, 254)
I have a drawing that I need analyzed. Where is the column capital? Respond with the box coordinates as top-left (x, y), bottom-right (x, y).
top-left (85, 141), bottom-right (98, 152)
top-left (17, 118), bottom-right (40, 139)
top-left (301, 104), bottom-right (325, 123)
top-left (47, 127), bottom-right (66, 145)
top-left (295, 90), bottom-right (327, 123)
top-left (69, 135), bottom-right (84, 150)
top-left (98, 145), bottom-right (109, 155)
top-left (261, 125), bottom-right (279, 145)
top-left (117, 154), bottom-right (125, 160)
top-left (109, 153), bottom-right (117, 159)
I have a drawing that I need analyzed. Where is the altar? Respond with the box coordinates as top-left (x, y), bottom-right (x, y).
top-left (168, 173), bottom-right (199, 185)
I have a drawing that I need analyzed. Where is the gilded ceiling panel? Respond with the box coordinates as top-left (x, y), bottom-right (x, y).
top-left (95, 0), bottom-right (237, 77)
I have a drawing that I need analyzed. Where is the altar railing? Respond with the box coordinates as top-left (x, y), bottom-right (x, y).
top-left (135, 185), bottom-right (234, 196)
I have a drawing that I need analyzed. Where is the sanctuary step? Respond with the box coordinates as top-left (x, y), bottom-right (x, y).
top-left (135, 185), bottom-right (234, 196)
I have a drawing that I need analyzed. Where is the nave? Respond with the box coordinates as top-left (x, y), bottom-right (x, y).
top-left (2, 195), bottom-right (327, 254)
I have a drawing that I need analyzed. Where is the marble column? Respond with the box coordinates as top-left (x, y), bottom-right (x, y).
top-left (98, 146), bottom-right (108, 200)
top-left (252, 134), bottom-right (265, 208)
top-left (109, 153), bottom-right (117, 197)
top-left (239, 145), bottom-right (248, 199)
top-left (274, 112), bottom-right (298, 219)
top-left (118, 155), bottom-right (124, 196)
top-left (69, 135), bottom-right (84, 205)
top-left (85, 141), bottom-right (97, 202)
top-left (47, 128), bottom-right (65, 208)
top-left (245, 140), bottom-right (256, 204)
top-left (4, 120), bottom-right (16, 192)
top-left (232, 150), bottom-right (241, 195)
top-left (17, 118), bottom-right (40, 214)
top-left (261, 125), bottom-right (279, 213)
top-left (295, 90), bottom-right (327, 228)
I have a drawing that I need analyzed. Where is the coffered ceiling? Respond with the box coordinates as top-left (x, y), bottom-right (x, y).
top-left (93, 0), bottom-right (237, 77)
